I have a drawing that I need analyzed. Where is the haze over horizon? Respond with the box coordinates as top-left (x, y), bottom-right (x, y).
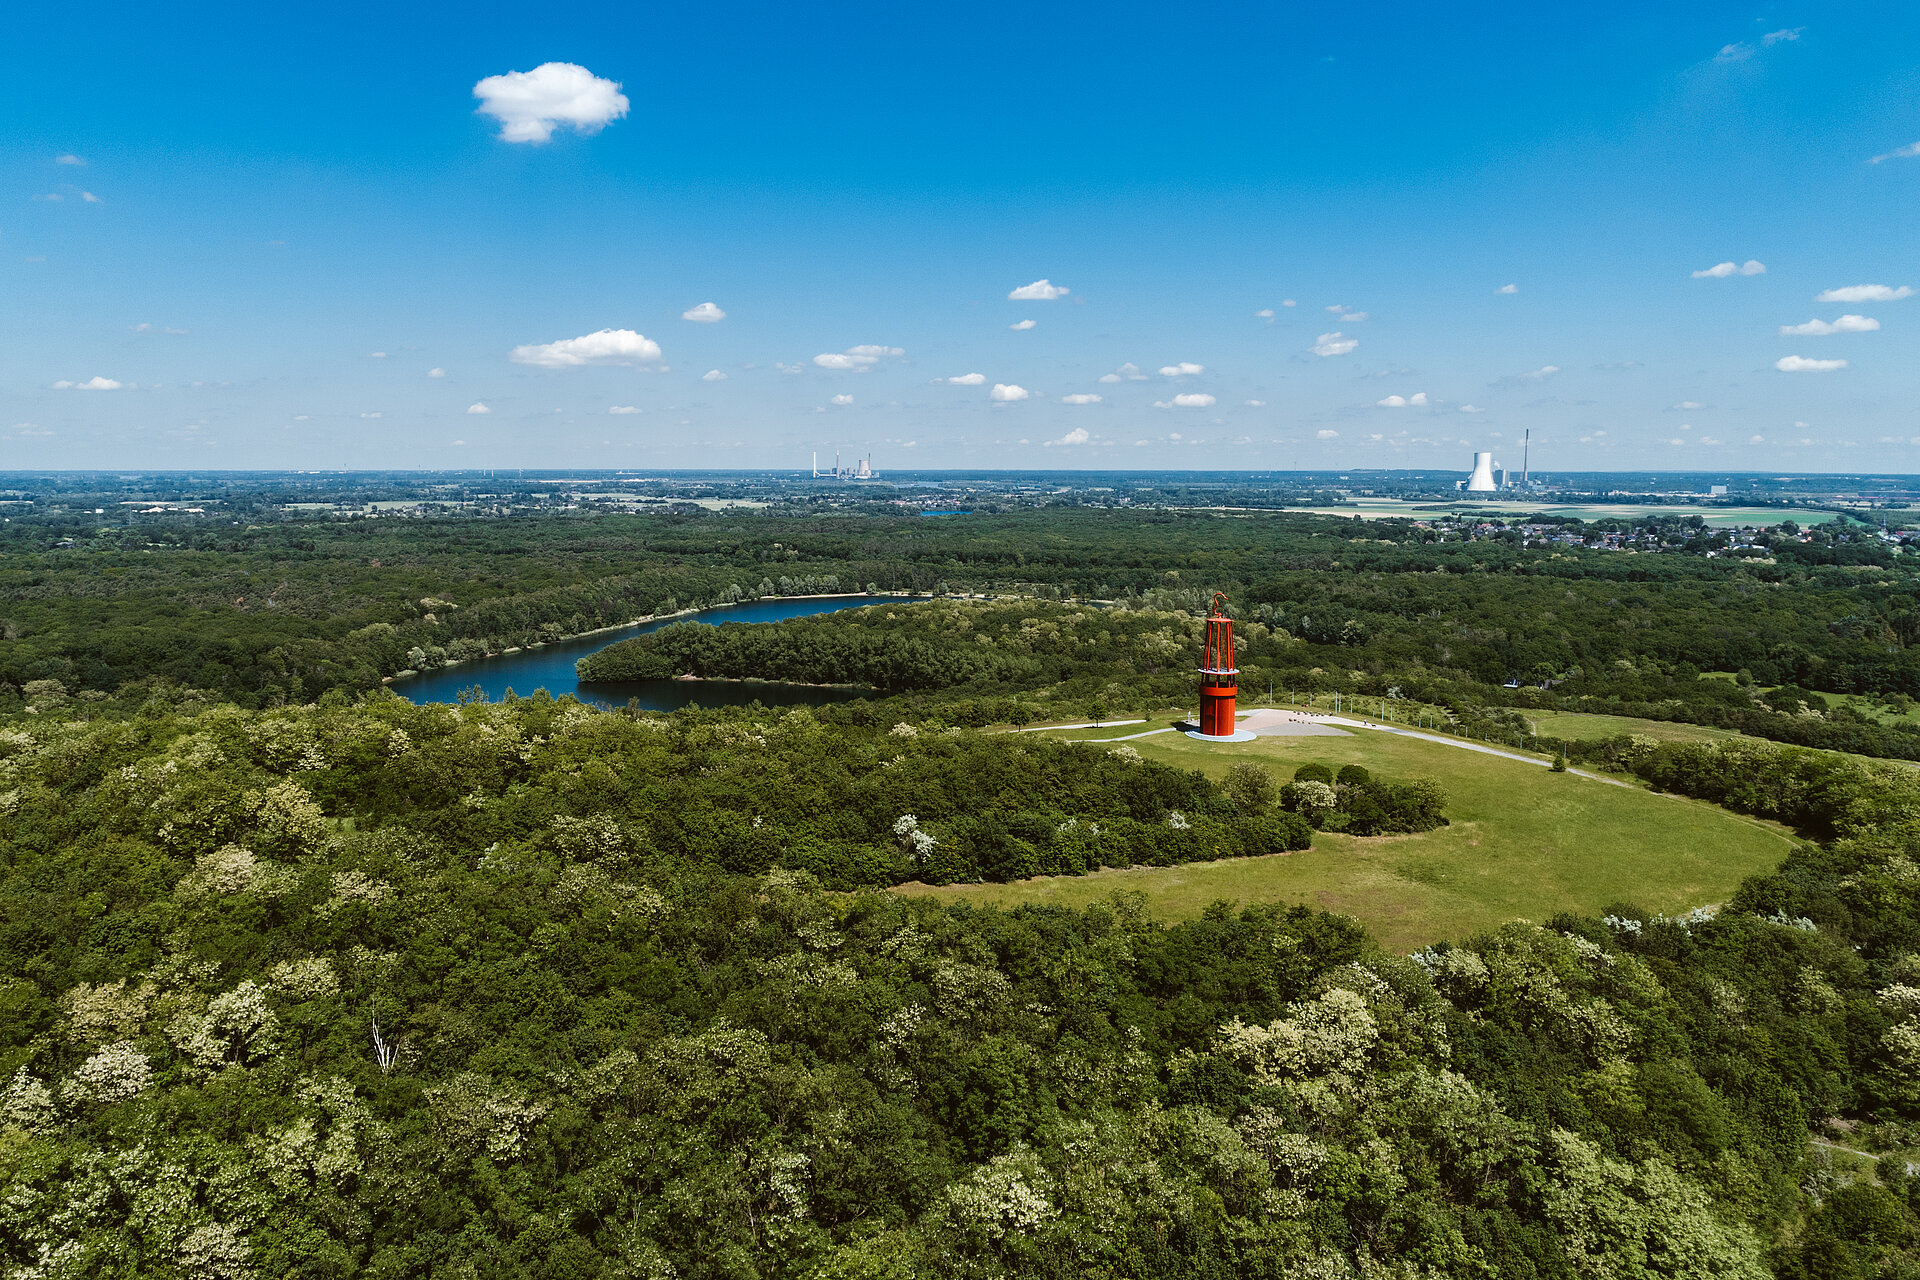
top-left (4, 1), bottom-right (1918, 472)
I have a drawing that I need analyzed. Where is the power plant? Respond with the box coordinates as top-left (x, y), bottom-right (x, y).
top-left (811, 451), bottom-right (875, 480)
top-left (1466, 451), bottom-right (1497, 492)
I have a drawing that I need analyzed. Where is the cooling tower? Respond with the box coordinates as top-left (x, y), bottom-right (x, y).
top-left (1466, 451), bottom-right (1497, 492)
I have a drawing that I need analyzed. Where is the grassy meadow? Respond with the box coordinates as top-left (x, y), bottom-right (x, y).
top-left (898, 719), bottom-right (1797, 951)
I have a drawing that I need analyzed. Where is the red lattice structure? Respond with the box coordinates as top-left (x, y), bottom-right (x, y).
top-left (1198, 592), bottom-right (1239, 737)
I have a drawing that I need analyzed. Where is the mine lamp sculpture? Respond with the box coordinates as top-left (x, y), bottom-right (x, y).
top-left (1190, 592), bottom-right (1255, 741)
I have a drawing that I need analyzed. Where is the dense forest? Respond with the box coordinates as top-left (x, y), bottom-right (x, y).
top-left (7, 507), bottom-right (1920, 745)
top-left (2, 690), bottom-right (1917, 1276)
top-left (582, 595), bottom-right (1920, 762)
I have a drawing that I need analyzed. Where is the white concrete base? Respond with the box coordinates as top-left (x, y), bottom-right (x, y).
top-left (1183, 729), bottom-right (1259, 742)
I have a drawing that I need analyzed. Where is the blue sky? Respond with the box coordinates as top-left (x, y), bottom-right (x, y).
top-left (3, 1), bottom-right (1917, 472)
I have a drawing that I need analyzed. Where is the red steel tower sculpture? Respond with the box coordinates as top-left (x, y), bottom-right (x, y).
top-left (1198, 592), bottom-right (1239, 737)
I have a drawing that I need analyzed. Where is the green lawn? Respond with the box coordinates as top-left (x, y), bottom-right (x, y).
top-left (897, 724), bottom-right (1796, 952)
top-left (1525, 710), bottom-right (1746, 744)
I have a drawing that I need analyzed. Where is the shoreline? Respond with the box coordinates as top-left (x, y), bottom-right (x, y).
top-left (384, 592), bottom-right (914, 683)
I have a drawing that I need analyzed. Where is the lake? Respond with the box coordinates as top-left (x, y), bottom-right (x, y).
top-left (389, 595), bottom-right (899, 710)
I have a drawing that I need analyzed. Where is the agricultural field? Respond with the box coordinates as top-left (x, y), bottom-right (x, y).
top-left (1523, 708), bottom-right (1747, 744)
top-left (899, 719), bottom-right (1796, 951)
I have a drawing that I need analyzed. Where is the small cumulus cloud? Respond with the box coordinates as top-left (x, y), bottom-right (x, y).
top-left (1008, 279), bottom-right (1068, 301)
top-left (1047, 427), bottom-right (1092, 446)
top-left (369, 351), bottom-right (388, 359)
top-left (1155, 393), bottom-right (1216, 408)
top-left (1316, 429), bottom-right (1338, 439)
top-left (54, 154), bottom-right (84, 165)
top-left (511, 328), bottom-right (662, 367)
top-left (1497, 283), bottom-right (1519, 294)
top-left (682, 302), bottom-right (726, 323)
top-left (1009, 319), bottom-right (1037, 330)
top-left (1816, 284), bottom-right (1912, 302)
top-left (427, 367), bottom-right (446, 378)
top-left (80, 191), bottom-right (101, 203)
top-left (1310, 332), bottom-right (1358, 357)
top-left (830, 394), bottom-right (854, 405)
top-left (1376, 392), bottom-right (1429, 407)
top-left (1098, 362), bottom-right (1148, 383)
top-left (1692, 260), bottom-right (1766, 278)
top-left (52, 376), bottom-right (125, 390)
top-left (1060, 393), bottom-right (1102, 404)
top-left (1159, 362), bottom-right (1204, 377)
top-left (1750, 435), bottom-right (1765, 444)
top-left (608, 405), bottom-right (641, 414)
top-left (1870, 142), bottom-right (1920, 165)
top-left (1281, 299), bottom-right (1297, 307)
top-left (1336, 311), bottom-right (1369, 322)
top-left (1779, 315), bottom-right (1879, 335)
top-left (702, 369), bottom-right (727, 381)
top-left (1459, 404), bottom-right (1483, 413)
top-left (465, 403), bottom-right (491, 414)
top-left (1244, 399), bottom-right (1267, 407)
top-left (1255, 308), bottom-right (1275, 320)
top-left (473, 63), bottom-right (629, 143)
top-left (1776, 355), bottom-right (1848, 372)
top-left (946, 373), bottom-right (987, 385)
top-left (813, 344), bottom-right (903, 371)
top-left (990, 383), bottom-right (1031, 402)
top-left (1763, 27), bottom-right (1804, 44)
top-left (360, 411), bottom-right (384, 419)
top-left (1513, 365), bottom-right (1560, 380)
top-left (1674, 400), bottom-right (1704, 410)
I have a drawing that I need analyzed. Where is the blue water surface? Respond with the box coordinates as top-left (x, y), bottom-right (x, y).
top-left (389, 595), bottom-right (899, 710)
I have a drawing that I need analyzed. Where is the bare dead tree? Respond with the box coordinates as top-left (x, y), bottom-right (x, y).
top-left (370, 1000), bottom-right (399, 1074)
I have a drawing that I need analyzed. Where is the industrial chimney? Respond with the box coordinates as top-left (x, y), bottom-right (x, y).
top-left (1467, 451), bottom-right (1497, 492)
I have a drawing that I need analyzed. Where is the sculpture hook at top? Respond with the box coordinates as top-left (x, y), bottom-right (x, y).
top-left (1209, 591), bottom-right (1229, 617)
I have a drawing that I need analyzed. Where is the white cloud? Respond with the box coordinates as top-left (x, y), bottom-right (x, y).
top-left (682, 302), bottom-right (726, 323)
top-left (54, 153), bottom-right (84, 165)
top-left (451, 439), bottom-right (467, 446)
top-left (80, 191), bottom-right (100, 203)
top-left (1009, 319), bottom-right (1037, 330)
top-left (1497, 283), bottom-right (1519, 294)
top-left (1158, 362), bottom-right (1205, 377)
top-left (1244, 399), bottom-right (1267, 407)
top-left (1674, 400), bottom-right (1703, 409)
top-left (369, 351), bottom-right (388, 359)
top-left (427, 367), bottom-right (446, 378)
top-left (52, 376), bottom-right (124, 390)
top-left (1047, 427), bottom-right (1092, 446)
top-left (830, 394), bottom-right (854, 405)
top-left (990, 383), bottom-right (1031, 402)
top-left (360, 412), bottom-right (383, 419)
top-left (1776, 355), bottom-right (1848, 372)
top-left (1336, 311), bottom-right (1369, 322)
top-left (1316, 429), bottom-right (1338, 439)
top-left (1870, 141), bottom-right (1920, 165)
top-left (946, 373), bottom-right (987, 385)
top-left (1060, 393), bottom-right (1102, 404)
top-left (1816, 284), bottom-right (1912, 302)
top-left (1325, 304), bottom-right (1344, 313)
top-left (775, 362), bottom-right (803, 374)
top-left (1155, 393), bottom-right (1216, 408)
top-left (1514, 365), bottom-right (1560, 380)
top-left (1459, 404), bottom-right (1483, 413)
top-left (1779, 314), bottom-right (1879, 335)
top-left (1255, 308), bottom-right (1275, 320)
top-left (1097, 362), bottom-right (1148, 383)
top-left (608, 405), bottom-right (642, 414)
top-left (1763, 27), bottom-right (1803, 44)
top-left (1281, 299), bottom-right (1297, 307)
top-left (466, 402), bottom-right (492, 414)
top-left (510, 328), bottom-right (663, 367)
top-left (1008, 279), bottom-right (1068, 301)
top-left (1692, 259), bottom-right (1766, 278)
top-left (1310, 332), bottom-right (1358, 357)
top-left (1750, 435), bottom-right (1765, 444)
top-left (1377, 395), bottom-right (1408, 408)
top-left (1715, 42), bottom-right (1754, 62)
top-left (473, 63), bottom-right (629, 143)
top-left (812, 344), bottom-right (903, 372)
